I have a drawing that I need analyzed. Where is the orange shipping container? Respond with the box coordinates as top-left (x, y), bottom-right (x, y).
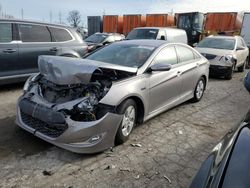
top-left (204, 12), bottom-right (242, 32)
top-left (123, 14), bottom-right (146, 35)
top-left (103, 15), bottom-right (123, 33)
top-left (146, 14), bottom-right (175, 27)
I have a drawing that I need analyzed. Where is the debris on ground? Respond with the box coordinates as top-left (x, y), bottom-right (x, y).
top-left (178, 130), bottom-right (183, 135)
top-left (42, 170), bottom-right (53, 176)
top-left (104, 165), bottom-right (116, 170)
top-left (134, 175), bottom-right (140, 179)
top-left (119, 167), bottom-right (131, 172)
top-left (163, 175), bottom-right (172, 184)
top-left (130, 143), bottom-right (142, 147)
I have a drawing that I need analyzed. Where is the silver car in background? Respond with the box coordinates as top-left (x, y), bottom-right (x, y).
top-left (195, 35), bottom-right (249, 79)
top-left (16, 40), bottom-right (209, 153)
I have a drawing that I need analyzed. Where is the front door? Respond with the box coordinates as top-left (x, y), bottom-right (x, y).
top-left (148, 46), bottom-right (182, 114)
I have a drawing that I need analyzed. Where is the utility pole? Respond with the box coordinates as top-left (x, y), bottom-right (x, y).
top-left (21, 8), bottom-right (24, 19)
top-left (49, 10), bottom-right (52, 23)
top-left (59, 11), bottom-right (62, 24)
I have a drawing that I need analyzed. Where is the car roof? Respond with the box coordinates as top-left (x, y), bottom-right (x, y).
top-left (0, 18), bottom-right (72, 28)
top-left (134, 27), bottom-right (185, 32)
top-left (114, 39), bottom-right (168, 47)
top-left (207, 35), bottom-right (238, 39)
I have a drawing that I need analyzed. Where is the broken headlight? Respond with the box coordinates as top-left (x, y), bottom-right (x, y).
top-left (220, 55), bottom-right (233, 63)
top-left (23, 73), bottom-right (40, 92)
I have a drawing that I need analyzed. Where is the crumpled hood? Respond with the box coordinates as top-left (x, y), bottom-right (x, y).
top-left (195, 47), bottom-right (234, 57)
top-left (38, 55), bottom-right (137, 85)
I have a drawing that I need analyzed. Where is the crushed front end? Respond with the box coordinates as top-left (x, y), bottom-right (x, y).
top-left (16, 56), bottom-right (135, 153)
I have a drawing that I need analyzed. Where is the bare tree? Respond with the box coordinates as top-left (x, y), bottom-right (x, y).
top-left (67, 10), bottom-right (81, 28)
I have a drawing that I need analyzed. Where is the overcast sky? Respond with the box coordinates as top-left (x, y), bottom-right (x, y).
top-left (1, 0), bottom-right (250, 26)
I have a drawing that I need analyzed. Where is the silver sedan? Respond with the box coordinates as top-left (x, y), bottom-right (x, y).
top-left (16, 40), bottom-right (209, 153)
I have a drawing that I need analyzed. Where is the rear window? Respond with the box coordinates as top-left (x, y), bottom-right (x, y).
top-left (0, 23), bottom-right (12, 43)
top-left (126, 29), bottom-right (159, 40)
top-left (49, 27), bottom-right (73, 42)
top-left (19, 24), bottom-right (51, 42)
top-left (176, 45), bottom-right (195, 62)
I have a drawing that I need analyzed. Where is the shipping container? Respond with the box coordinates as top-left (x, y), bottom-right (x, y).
top-left (103, 15), bottom-right (123, 33)
top-left (204, 12), bottom-right (242, 33)
top-left (123, 14), bottom-right (146, 35)
top-left (146, 14), bottom-right (175, 27)
top-left (241, 12), bottom-right (250, 47)
top-left (87, 16), bottom-right (103, 36)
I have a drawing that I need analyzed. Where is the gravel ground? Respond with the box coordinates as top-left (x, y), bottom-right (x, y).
top-left (0, 71), bottom-right (249, 188)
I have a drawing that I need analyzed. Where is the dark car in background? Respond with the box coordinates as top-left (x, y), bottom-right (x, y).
top-left (84, 32), bottom-right (125, 52)
top-left (190, 76), bottom-right (250, 188)
top-left (0, 19), bottom-right (88, 85)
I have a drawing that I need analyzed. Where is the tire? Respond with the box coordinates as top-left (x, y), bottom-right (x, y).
top-left (238, 59), bottom-right (247, 72)
top-left (246, 57), bottom-right (250, 69)
top-left (225, 66), bottom-right (233, 80)
top-left (192, 77), bottom-right (205, 102)
top-left (115, 99), bottom-right (137, 145)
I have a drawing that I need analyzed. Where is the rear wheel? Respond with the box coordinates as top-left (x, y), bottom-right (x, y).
top-left (115, 99), bottom-right (137, 145)
top-left (192, 77), bottom-right (205, 102)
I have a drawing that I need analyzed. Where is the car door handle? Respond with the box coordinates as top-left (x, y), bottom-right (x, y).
top-left (50, 47), bottom-right (58, 52)
top-left (177, 71), bottom-right (182, 76)
top-left (3, 49), bottom-right (17, 53)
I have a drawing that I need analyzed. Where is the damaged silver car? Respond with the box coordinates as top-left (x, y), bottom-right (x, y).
top-left (16, 40), bottom-right (209, 153)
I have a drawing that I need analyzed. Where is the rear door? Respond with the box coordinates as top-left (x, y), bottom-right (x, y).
top-left (175, 45), bottom-right (200, 96)
top-left (17, 23), bottom-right (56, 73)
top-left (0, 22), bottom-right (19, 77)
top-left (148, 46), bottom-right (182, 113)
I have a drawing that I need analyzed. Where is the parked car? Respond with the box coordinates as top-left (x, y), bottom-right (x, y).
top-left (244, 71), bottom-right (250, 92)
top-left (84, 32), bottom-right (125, 52)
top-left (190, 77), bottom-right (250, 187)
top-left (126, 27), bottom-right (188, 44)
top-left (16, 40), bottom-right (209, 153)
top-left (0, 19), bottom-right (88, 85)
top-left (195, 35), bottom-right (249, 79)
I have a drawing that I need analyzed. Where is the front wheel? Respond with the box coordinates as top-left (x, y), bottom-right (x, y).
top-left (115, 99), bottom-right (137, 145)
top-left (238, 58), bottom-right (247, 72)
top-left (192, 77), bottom-right (205, 102)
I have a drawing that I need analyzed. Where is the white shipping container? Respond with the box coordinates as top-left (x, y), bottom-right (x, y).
top-left (241, 13), bottom-right (250, 47)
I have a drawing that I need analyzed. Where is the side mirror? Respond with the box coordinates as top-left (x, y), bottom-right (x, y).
top-left (149, 63), bottom-right (171, 72)
top-left (237, 46), bottom-right (245, 51)
top-left (160, 35), bottom-right (165, 40)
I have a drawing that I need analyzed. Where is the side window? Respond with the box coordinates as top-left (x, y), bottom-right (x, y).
top-left (19, 24), bottom-right (51, 42)
top-left (49, 27), bottom-right (72, 42)
top-left (175, 45), bottom-right (195, 63)
top-left (0, 23), bottom-right (12, 43)
top-left (238, 38), bottom-right (246, 47)
top-left (154, 46), bottom-right (178, 65)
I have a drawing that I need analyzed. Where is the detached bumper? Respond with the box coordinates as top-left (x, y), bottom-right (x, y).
top-left (16, 98), bottom-right (123, 154)
top-left (209, 65), bottom-right (232, 77)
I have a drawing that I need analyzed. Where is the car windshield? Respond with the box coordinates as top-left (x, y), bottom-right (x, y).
top-left (197, 38), bottom-right (236, 50)
top-left (86, 43), bottom-right (156, 68)
top-left (85, 33), bottom-right (108, 43)
top-left (126, 29), bottom-right (159, 40)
